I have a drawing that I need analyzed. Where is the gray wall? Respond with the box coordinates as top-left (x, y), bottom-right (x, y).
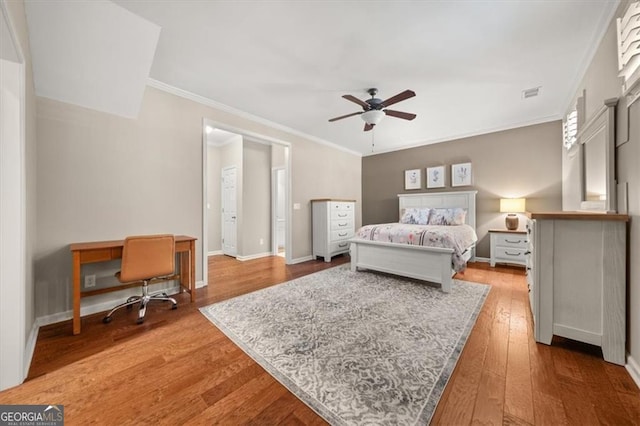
top-left (242, 140), bottom-right (271, 256)
top-left (563, 0), bottom-right (640, 372)
top-left (362, 121), bottom-right (563, 258)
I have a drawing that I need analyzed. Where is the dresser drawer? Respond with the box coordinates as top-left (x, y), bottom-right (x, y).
top-left (494, 233), bottom-right (528, 248)
top-left (330, 202), bottom-right (354, 211)
top-left (331, 219), bottom-right (353, 231)
top-left (331, 209), bottom-right (354, 221)
top-left (330, 240), bottom-right (351, 254)
top-left (331, 229), bottom-right (354, 242)
top-left (494, 246), bottom-right (528, 263)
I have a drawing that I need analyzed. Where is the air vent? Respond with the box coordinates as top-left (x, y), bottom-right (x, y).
top-left (522, 87), bottom-right (541, 99)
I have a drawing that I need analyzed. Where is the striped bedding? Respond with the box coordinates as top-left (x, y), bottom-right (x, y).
top-left (353, 223), bottom-right (477, 272)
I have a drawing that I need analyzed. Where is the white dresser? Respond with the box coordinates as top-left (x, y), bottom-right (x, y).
top-left (526, 212), bottom-right (628, 365)
top-left (311, 199), bottom-right (355, 262)
top-left (489, 229), bottom-right (528, 267)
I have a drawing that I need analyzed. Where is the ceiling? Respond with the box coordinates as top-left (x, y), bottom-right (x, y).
top-left (25, 1), bottom-right (619, 156)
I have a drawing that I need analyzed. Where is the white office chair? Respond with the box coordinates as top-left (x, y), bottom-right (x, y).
top-left (103, 234), bottom-right (178, 325)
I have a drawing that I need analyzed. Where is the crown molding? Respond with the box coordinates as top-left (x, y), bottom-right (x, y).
top-left (147, 78), bottom-right (362, 157)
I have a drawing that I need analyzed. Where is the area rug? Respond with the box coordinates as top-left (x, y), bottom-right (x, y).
top-left (200, 265), bottom-right (489, 425)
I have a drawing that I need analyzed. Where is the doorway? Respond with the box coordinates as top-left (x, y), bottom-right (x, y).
top-left (202, 119), bottom-right (292, 283)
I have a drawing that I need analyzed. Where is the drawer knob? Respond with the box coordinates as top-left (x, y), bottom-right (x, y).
top-left (505, 239), bottom-right (522, 244)
top-left (524, 250), bottom-right (531, 255)
top-left (504, 251), bottom-right (521, 256)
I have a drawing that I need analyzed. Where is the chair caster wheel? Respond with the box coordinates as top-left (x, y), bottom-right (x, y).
top-left (136, 318), bottom-right (144, 325)
top-left (172, 304), bottom-right (177, 310)
top-left (103, 316), bottom-right (112, 324)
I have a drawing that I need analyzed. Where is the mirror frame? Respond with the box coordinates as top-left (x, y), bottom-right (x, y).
top-left (577, 98), bottom-right (617, 213)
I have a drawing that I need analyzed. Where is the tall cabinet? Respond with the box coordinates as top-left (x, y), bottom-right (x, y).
top-left (526, 212), bottom-right (629, 365)
top-left (311, 199), bottom-right (355, 262)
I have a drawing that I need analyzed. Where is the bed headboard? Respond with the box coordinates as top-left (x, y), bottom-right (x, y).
top-left (397, 190), bottom-right (477, 230)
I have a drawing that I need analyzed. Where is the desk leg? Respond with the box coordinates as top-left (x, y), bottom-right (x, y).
top-left (190, 240), bottom-right (196, 302)
top-left (179, 242), bottom-right (196, 302)
top-left (72, 252), bottom-right (81, 335)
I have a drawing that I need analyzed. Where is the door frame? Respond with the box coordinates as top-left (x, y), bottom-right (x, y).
top-left (271, 166), bottom-right (286, 255)
top-left (201, 119), bottom-right (292, 285)
top-left (0, 1), bottom-right (27, 390)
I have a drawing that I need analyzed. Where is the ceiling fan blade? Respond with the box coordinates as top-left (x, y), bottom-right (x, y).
top-left (384, 109), bottom-right (417, 120)
top-left (380, 90), bottom-right (416, 108)
top-left (328, 111), bottom-right (363, 122)
top-left (342, 94), bottom-right (370, 109)
top-left (364, 123), bottom-right (374, 132)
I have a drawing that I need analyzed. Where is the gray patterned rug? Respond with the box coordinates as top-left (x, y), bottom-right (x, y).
top-left (200, 264), bottom-right (489, 425)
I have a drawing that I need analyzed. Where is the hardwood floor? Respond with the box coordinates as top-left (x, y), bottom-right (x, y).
top-left (1, 255), bottom-right (638, 425)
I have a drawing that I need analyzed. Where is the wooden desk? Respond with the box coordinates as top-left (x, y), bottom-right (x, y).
top-left (69, 235), bottom-right (197, 335)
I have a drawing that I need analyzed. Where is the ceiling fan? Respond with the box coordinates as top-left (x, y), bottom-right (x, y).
top-left (328, 88), bottom-right (416, 131)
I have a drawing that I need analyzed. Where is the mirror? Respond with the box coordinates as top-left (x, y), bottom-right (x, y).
top-left (579, 99), bottom-right (617, 212)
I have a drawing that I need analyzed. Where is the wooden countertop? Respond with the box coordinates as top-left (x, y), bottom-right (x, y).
top-left (526, 211), bottom-right (629, 222)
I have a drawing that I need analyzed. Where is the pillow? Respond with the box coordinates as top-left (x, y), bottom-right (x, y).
top-left (428, 208), bottom-right (467, 226)
top-left (399, 208), bottom-right (431, 225)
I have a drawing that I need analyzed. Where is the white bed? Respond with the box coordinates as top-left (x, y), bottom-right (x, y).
top-left (349, 190), bottom-right (477, 293)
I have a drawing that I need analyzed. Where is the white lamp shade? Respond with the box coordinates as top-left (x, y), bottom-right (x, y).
top-left (361, 110), bottom-right (385, 125)
top-left (500, 198), bottom-right (526, 213)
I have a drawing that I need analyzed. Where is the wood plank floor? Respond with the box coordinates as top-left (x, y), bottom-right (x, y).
top-left (1, 255), bottom-right (639, 425)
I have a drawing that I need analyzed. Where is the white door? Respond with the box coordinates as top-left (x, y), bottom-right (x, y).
top-left (221, 166), bottom-right (237, 257)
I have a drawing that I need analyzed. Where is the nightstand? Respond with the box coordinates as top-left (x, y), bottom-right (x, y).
top-left (489, 229), bottom-right (528, 267)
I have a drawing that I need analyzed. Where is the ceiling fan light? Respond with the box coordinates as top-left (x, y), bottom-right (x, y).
top-left (361, 109), bottom-right (385, 125)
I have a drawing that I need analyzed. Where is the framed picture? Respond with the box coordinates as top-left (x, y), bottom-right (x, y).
top-left (426, 166), bottom-right (445, 188)
top-left (404, 169), bottom-right (421, 190)
top-left (451, 162), bottom-right (472, 187)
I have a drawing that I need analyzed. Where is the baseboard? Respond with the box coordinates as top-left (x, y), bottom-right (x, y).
top-left (626, 354), bottom-right (640, 388)
top-left (36, 284), bottom-right (181, 327)
top-left (289, 255), bottom-right (314, 265)
top-left (236, 252), bottom-right (272, 261)
top-left (473, 257), bottom-right (490, 263)
top-left (196, 280), bottom-right (206, 289)
top-left (23, 321), bottom-right (40, 381)
top-left (207, 250), bottom-right (223, 256)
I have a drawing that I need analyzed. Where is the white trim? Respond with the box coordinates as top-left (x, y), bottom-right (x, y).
top-left (473, 256), bottom-right (490, 264)
top-left (236, 252), bottom-right (273, 261)
top-left (0, 0), bottom-right (27, 391)
top-left (208, 250), bottom-right (223, 256)
top-left (289, 255), bottom-right (315, 265)
top-left (201, 118), bottom-right (209, 289)
top-left (363, 115), bottom-right (560, 157)
top-left (24, 321), bottom-right (39, 379)
top-left (148, 78), bottom-right (361, 157)
top-left (626, 354), bottom-right (640, 388)
top-left (35, 284), bottom-right (182, 327)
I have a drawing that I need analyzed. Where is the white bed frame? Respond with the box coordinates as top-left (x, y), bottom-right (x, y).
top-left (349, 190), bottom-right (477, 293)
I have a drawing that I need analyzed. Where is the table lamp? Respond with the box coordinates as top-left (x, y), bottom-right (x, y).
top-left (500, 198), bottom-right (526, 230)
